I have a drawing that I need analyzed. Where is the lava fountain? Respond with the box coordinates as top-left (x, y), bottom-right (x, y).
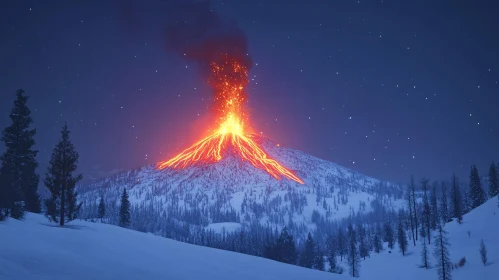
top-left (156, 53), bottom-right (303, 184)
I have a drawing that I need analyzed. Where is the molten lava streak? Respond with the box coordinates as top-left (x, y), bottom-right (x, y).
top-left (156, 54), bottom-right (304, 184)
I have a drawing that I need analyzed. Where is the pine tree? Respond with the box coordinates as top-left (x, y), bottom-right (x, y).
top-left (421, 179), bottom-right (431, 244)
top-left (434, 225), bottom-right (452, 280)
top-left (0, 89), bottom-right (40, 217)
top-left (407, 175), bottom-right (417, 245)
top-left (327, 248), bottom-right (337, 273)
top-left (347, 224), bottom-right (360, 277)
top-left (420, 236), bottom-right (430, 269)
top-left (358, 225), bottom-right (369, 260)
top-left (275, 227), bottom-right (296, 264)
top-left (384, 221), bottom-right (395, 249)
top-left (98, 196), bottom-right (106, 221)
top-left (397, 211), bottom-right (408, 256)
top-left (119, 188), bottom-right (131, 227)
top-left (479, 239), bottom-right (487, 266)
top-left (44, 124), bottom-right (82, 226)
top-left (488, 162), bottom-right (498, 198)
top-left (469, 165), bottom-right (486, 209)
top-left (411, 175), bottom-right (419, 241)
top-left (450, 174), bottom-right (463, 224)
top-left (313, 247), bottom-right (325, 271)
top-left (440, 182), bottom-right (449, 223)
top-left (299, 232), bottom-right (315, 268)
top-left (373, 223), bottom-right (383, 253)
top-left (430, 182), bottom-right (439, 230)
top-left (337, 228), bottom-right (346, 261)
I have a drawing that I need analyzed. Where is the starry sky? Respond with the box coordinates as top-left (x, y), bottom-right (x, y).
top-left (1, 0), bottom-right (498, 184)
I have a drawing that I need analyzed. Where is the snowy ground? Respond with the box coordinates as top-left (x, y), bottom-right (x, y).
top-left (0, 214), bottom-right (336, 280)
top-left (1, 198), bottom-right (497, 280)
top-left (360, 196), bottom-right (498, 280)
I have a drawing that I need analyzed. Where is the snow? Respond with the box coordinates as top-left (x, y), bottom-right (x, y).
top-left (360, 196), bottom-right (499, 280)
top-left (0, 214), bottom-right (336, 280)
top-left (206, 222), bottom-right (242, 234)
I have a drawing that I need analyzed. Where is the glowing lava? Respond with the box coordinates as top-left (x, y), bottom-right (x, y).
top-left (156, 54), bottom-right (303, 184)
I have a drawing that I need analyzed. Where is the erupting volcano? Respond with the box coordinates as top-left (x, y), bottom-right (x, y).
top-left (156, 54), bottom-right (303, 184)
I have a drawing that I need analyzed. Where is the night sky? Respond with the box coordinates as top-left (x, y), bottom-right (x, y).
top-left (1, 0), bottom-right (498, 184)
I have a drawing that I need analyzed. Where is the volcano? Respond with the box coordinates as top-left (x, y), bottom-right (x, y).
top-left (156, 53), bottom-right (304, 184)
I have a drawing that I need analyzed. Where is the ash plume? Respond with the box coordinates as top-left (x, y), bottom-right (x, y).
top-left (163, 0), bottom-right (252, 74)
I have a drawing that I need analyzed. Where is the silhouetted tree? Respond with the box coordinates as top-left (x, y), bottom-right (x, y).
top-left (407, 176), bottom-right (417, 245)
top-left (299, 232), bottom-right (315, 268)
top-left (434, 225), bottom-right (452, 280)
top-left (450, 174), bottom-right (463, 223)
top-left (430, 182), bottom-right (439, 230)
top-left (0, 89), bottom-right (40, 218)
top-left (397, 211), bottom-right (408, 256)
top-left (469, 165), bottom-right (486, 209)
top-left (440, 182), bottom-right (449, 223)
top-left (384, 221), bottom-right (394, 249)
top-left (119, 188), bottom-right (131, 227)
top-left (44, 124), bottom-right (82, 226)
top-left (421, 236), bottom-right (430, 269)
top-left (98, 196), bottom-right (106, 221)
top-left (479, 239), bottom-right (487, 266)
top-left (347, 224), bottom-right (360, 277)
top-left (421, 179), bottom-right (431, 244)
top-left (275, 227), bottom-right (297, 264)
top-left (488, 162), bottom-right (498, 198)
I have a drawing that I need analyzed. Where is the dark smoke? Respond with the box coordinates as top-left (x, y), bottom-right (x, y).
top-left (163, 0), bottom-right (252, 73)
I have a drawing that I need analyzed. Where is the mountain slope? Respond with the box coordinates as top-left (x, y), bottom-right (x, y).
top-left (77, 135), bottom-right (404, 239)
top-left (359, 196), bottom-right (499, 280)
top-left (0, 213), bottom-right (337, 280)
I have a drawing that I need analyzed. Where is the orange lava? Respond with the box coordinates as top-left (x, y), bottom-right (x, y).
top-left (156, 54), bottom-right (303, 184)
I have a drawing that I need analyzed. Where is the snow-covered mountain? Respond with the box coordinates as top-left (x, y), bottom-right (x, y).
top-left (77, 135), bottom-right (404, 239)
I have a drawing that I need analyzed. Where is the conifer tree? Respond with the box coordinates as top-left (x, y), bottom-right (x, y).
top-left (275, 227), bottom-right (296, 264)
top-left (299, 232), bottom-right (316, 268)
top-left (488, 162), bottom-right (498, 198)
top-left (44, 124), bottom-right (82, 226)
top-left (440, 182), bottom-right (449, 223)
top-left (98, 196), bottom-right (105, 221)
top-left (450, 174), bottom-right (463, 223)
top-left (421, 236), bottom-right (430, 269)
top-left (313, 247), bottom-right (325, 271)
top-left (358, 225), bottom-right (369, 260)
top-left (337, 228), bottom-right (346, 261)
top-left (384, 221), bottom-right (394, 249)
top-left (397, 211), bottom-right (408, 256)
top-left (434, 225), bottom-right (452, 280)
top-left (347, 224), bottom-right (360, 277)
top-left (430, 182), bottom-right (439, 230)
top-left (327, 248), bottom-right (338, 273)
top-left (119, 188), bottom-right (131, 227)
top-left (479, 239), bottom-right (487, 266)
top-left (411, 175), bottom-right (419, 241)
top-left (407, 176), bottom-right (417, 246)
top-left (373, 223), bottom-right (383, 253)
top-left (469, 165), bottom-right (486, 209)
top-left (0, 89), bottom-right (40, 217)
top-left (421, 179), bottom-right (431, 244)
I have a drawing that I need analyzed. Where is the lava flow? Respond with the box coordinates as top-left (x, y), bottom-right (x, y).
top-left (156, 54), bottom-right (303, 184)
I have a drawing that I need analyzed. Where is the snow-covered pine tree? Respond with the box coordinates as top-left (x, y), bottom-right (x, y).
top-left (469, 165), bottom-right (486, 209)
top-left (450, 174), bottom-right (463, 224)
top-left (347, 224), bottom-right (360, 277)
top-left (98, 196), bottom-right (106, 221)
top-left (0, 89), bottom-right (40, 218)
top-left (434, 224), bottom-right (452, 280)
top-left (479, 239), bottom-right (487, 266)
top-left (119, 188), bottom-right (131, 228)
top-left (420, 235), bottom-right (430, 269)
top-left (407, 175), bottom-right (417, 245)
top-left (44, 124), bottom-right (82, 226)
top-left (489, 162), bottom-right (499, 198)
top-left (397, 211), bottom-right (408, 256)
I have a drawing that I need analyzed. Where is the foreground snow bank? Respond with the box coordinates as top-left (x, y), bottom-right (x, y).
top-left (0, 214), bottom-right (335, 280)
